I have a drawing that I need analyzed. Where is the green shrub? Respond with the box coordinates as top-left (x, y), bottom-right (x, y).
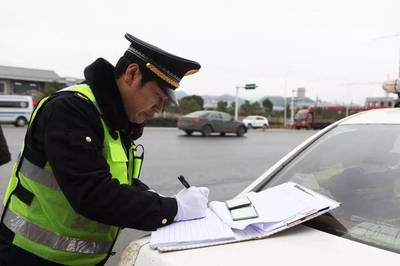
top-left (144, 117), bottom-right (178, 127)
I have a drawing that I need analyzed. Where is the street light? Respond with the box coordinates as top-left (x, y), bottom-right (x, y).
top-left (283, 77), bottom-right (288, 127)
top-left (290, 89), bottom-right (296, 126)
top-left (234, 83), bottom-right (257, 120)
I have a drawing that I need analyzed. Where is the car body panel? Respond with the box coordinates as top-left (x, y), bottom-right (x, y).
top-left (208, 112), bottom-right (224, 131)
top-left (340, 108), bottom-right (400, 125)
top-left (177, 119), bottom-right (203, 131)
top-left (120, 226), bottom-right (398, 266)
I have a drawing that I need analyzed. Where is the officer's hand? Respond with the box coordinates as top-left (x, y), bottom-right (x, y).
top-left (174, 186), bottom-right (209, 222)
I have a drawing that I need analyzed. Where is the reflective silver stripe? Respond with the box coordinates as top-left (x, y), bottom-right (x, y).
top-left (3, 209), bottom-right (112, 255)
top-left (19, 159), bottom-right (60, 190)
top-left (18, 160), bottom-right (112, 231)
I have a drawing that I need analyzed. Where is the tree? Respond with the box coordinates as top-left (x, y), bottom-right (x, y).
top-left (163, 99), bottom-right (179, 114)
top-left (250, 101), bottom-right (263, 115)
top-left (188, 95), bottom-right (204, 109)
top-left (239, 100), bottom-right (251, 116)
top-left (216, 101), bottom-right (228, 113)
top-left (239, 101), bottom-right (262, 116)
top-left (43, 82), bottom-right (64, 97)
top-left (178, 95), bottom-right (204, 114)
top-left (163, 95), bottom-right (204, 115)
top-left (262, 98), bottom-right (273, 116)
top-left (228, 102), bottom-right (235, 115)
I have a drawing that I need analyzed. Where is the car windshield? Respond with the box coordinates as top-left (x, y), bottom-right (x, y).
top-left (261, 124), bottom-right (400, 254)
top-left (294, 113), bottom-right (305, 120)
top-left (221, 113), bottom-right (232, 121)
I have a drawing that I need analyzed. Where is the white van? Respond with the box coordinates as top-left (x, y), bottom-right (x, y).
top-left (0, 95), bottom-right (33, 127)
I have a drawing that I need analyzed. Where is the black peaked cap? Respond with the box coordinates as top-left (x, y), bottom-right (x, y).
top-left (124, 33), bottom-right (201, 105)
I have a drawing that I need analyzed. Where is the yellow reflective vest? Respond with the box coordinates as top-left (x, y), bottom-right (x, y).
top-left (1, 84), bottom-right (142, 266)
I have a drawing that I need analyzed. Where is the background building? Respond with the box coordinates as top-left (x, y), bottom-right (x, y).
top-left (0, 65), bottom-right (82, 99)
top-left (365, 96), bottom-right (394, 108)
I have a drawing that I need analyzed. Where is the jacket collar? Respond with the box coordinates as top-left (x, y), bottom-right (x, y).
top-left (83, 58), bottom-right (144, 139)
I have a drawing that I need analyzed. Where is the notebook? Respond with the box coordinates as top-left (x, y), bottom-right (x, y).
top-left (150, 209), bottom-right (235, 249)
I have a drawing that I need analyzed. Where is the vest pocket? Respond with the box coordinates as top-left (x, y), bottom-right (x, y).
top-left (109, 142), bottom-right (128, 162)
top-left (108, 142), bottom-right (128, 184)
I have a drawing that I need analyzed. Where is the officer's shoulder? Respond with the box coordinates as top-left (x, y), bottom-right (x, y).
top-left (43, 91), bottom-right (98, 115)
top-left (48, 91), bottom-right (92, 106)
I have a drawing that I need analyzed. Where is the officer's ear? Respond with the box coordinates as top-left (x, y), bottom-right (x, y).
top-left (124, 63), bottom-right (141, 85)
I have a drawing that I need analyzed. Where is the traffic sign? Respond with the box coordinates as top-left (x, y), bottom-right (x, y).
top-left (244, 84), bottom-right (257, 90)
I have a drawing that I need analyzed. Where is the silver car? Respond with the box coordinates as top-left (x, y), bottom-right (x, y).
top-left (177, 110), bottom-right (247, 137)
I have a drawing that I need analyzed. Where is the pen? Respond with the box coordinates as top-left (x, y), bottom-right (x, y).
top-left (178, 175), bottom-right (191, 188)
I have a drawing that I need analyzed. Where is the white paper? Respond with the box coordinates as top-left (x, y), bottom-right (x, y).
top-left (209, 182), bottom-right (338, 230)
top-left (150, 208), bottom-right (235, 249)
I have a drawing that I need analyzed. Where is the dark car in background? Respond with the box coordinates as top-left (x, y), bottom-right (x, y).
top-left (177, 110), bottom-right (247, 137)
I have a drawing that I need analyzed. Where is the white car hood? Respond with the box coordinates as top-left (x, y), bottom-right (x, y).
top-left (120, 226), bottom-right (398, 266)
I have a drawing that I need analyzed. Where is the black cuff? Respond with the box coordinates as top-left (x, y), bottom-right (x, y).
top-left (157, 197), bottom-right (178, 227)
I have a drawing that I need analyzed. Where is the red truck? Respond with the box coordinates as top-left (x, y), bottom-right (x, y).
top-left (294, 106), bottom-right (380, 129)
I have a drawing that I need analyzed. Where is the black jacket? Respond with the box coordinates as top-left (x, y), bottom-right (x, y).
top-left (0, 58), bottom-right (177, 266)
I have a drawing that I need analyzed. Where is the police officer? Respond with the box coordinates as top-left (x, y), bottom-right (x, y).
top-left (0, 34), bottom-right (209, 266)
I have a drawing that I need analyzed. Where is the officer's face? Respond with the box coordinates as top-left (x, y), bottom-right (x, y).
top-left (118, 64), bottom-right (168, 124)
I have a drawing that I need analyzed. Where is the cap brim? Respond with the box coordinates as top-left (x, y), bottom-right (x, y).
top-left (161, 86), bottom-right (178, 106)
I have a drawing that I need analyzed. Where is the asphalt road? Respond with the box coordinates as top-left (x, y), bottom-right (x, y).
top-left (0, 125), bottom-right (315, 265)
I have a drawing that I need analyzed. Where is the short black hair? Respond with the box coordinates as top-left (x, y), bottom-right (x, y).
top-left (114, 52), bottom-right (169, 88)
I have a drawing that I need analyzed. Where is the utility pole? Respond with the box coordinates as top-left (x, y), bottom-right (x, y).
top-left (234, 86), bottom-right (240, 121)
top-left (290, 89), bottom-right (296, 126)
top-left (283, 96), bottom-right (287, 126)
top-left (283, 78), bottom-right (287, 127)
top-left (234, 83), bottom-right (257, 120)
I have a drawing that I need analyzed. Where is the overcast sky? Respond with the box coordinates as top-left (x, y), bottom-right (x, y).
top-left (1, 0), bottom-right (399, 104)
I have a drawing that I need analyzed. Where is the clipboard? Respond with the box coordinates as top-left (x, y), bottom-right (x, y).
top-left (151, 182), bottom-right (341, 252)
top-left (156, 204), bottom-right (335, 252)
top-left (157, 205), bottom-right (331, 252)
